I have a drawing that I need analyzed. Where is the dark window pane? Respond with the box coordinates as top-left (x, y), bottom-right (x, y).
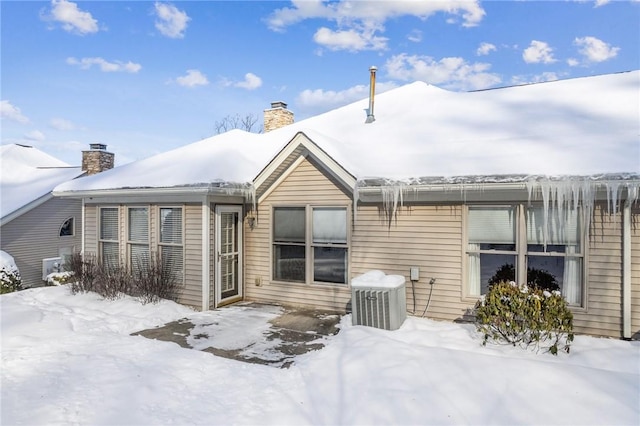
top-left (528, 244), bottom-right (571, 253)
top-left (527, 256), bottom-right (563, 292)
top-left (479, 243), bottom-right (516, 251)
top-left (482, 254), bottom-right (516, 294)
top-left (314, 247), bottom-right (347, 284)
top-left (273, 244), bottom-right (305, 282)
top-left (60, 218), bottom-right (73, 236)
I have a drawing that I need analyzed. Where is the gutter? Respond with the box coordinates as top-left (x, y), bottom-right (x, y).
top-left (52, 185), bottom-right (247, 199)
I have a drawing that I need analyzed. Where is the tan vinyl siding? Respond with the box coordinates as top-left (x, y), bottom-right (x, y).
top-left (631, 205), bottom-right (640, 339)
top-left (179, 204), bottom-right (202, 309)
top-left (82, 203), bottom-right (202, 310)
top-left (351, 205), bottom-right (470, 321)
top-left (84, 204), bottom-right (97, 254)
top-left (245, 157), bottom-right (352, 311)
top-left (1, 197), bottom-right (82, 288)
top-left (577, 203), bottom-right (623, 337)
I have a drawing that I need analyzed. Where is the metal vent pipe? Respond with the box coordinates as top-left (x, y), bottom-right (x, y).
top-left (365, 65), bottom-right (377, 123)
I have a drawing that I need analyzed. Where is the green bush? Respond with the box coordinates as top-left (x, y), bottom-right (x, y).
top-left (474, 280), bottom-right (574, 355)
top-left (1, 264), bottom-right (23, 294)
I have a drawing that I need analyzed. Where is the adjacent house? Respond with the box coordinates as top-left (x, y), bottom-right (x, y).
top-left (1, 144), bottom-right (113, 287)
top-left (54, 71), bottom-right (640, 339)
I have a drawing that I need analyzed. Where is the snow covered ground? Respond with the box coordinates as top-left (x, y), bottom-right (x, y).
top-left (2, 286), bottom-right (638, 425)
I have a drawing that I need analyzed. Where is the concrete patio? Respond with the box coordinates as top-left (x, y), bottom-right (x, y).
top-left (132, 302), bottom-right (342, 368)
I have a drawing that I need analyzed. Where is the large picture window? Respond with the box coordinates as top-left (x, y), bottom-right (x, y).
top-left (128, 207), bottom-right (149, 274)
top-left (466, 205), bottom-right (584, 306)
top-left (99, 207), bottom-right (119, 270)
top-left (159, 207), bottom-right (184, 282)
top-left (273, 206), bottom-right (348, 285)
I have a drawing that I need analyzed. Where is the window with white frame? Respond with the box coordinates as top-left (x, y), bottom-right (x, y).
top-left (99, 207), bottom-right (119, 270)
top-left (466, 204), bottom-right (584, 306)
top-left (526, 206), bottom-right (582, 305)
top-left (59, 217), bottom-right (74, 237)
top-left (159, 207), bottom-right (184, 282)
top-left (273, 206), bottom-right (348, 285)
top-left (128, 207), bottom-right (149, 274)
top-left (467, 206), bottom-right (517, 296)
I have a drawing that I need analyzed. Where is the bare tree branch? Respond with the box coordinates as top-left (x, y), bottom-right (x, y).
top-left (214, 113), bottom-right (263, 134)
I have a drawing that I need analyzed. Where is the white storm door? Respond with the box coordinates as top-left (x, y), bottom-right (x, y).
top-left (215, 205), bottom-right (243, 305)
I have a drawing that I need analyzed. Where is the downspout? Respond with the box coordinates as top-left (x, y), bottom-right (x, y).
top-left (202, 200), bottom-right (211, 311)
top-left (81, 198), bottom-right (85, 254)
top-left (365, 66), bottom-right (377, 124)
top-left (622, 198), bottom-right (631, 339)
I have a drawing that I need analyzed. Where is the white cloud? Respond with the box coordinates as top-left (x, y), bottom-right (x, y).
top-left (476, 42), bottom-right (496, 56)
top-left (24, 130), bottom-right (46, 142)
top-left (522, 40), bottom-right (556, 64)
top-left (154, 2), bottom-right (190, 39)
top-left (313, 25), bottom-right (388, 51)
top-left (407, 29), bottom-right (422, 43)
top-left (268, 0), bottom-right (485, 30)
top-left (511, 72), bottom-right (561, 85)
top-left (266, 0), bottom-right (484, 52)
top-left (385, 53), bottom-right (502, 91)
top-left (574, 36), bottom-right (619, 62)
top-left (234, 73), bottom-right (263, 90)
top-left (1, 100), bottom-right (29, 124)
top-left (594, 0), bottom-right (611, 7)
top-left (176, 70), bottom-right (209, 88)
top-left (567, 58), bottom-right (580, 67)
top-left (67, 57), bottom-right (142, 73)
top-left (49, 118), bottom-right (75, 131)
top-left (44, 0), bottom-right (99, 35)
top-left (297, 81), bottom-right (398, 114)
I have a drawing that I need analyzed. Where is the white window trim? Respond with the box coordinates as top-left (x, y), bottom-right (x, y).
top-left (464, 203), bottom-right (587, 308)
top-left (271, 204), bottom-right (350, 286)
top-left (59, 216), bottom-right (75, 237)
top-left (157, 205), bottom-right (185, 285)
top-left (126, 206), bottom-right (150, 271)
top-left (98, 206), bottom-right (120, 266)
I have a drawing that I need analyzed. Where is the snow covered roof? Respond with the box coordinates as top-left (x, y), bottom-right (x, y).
top-left (1, 144), bottom-right (84, 220)
top-left (54, 70), bottom-right (639, 194)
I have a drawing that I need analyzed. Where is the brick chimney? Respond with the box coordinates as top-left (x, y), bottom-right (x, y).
top-left (263, 101), bottom-right (294, 132)
top-left (82, 143), bottom-right (114, 175)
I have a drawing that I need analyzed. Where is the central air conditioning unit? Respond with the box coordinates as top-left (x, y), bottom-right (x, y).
top-left (351, 270), bottom-right (406, 331)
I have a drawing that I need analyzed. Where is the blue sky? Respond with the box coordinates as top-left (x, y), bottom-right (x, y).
top-left (1, 0), bottom-right (638, 166)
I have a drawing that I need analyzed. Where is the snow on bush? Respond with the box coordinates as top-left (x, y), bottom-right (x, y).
top-left (46, 271), bottom-right (74, 286)
top-left (474, 280), bottom-right (574, 355)
top-left (0, 250), bottom-right (23, 294)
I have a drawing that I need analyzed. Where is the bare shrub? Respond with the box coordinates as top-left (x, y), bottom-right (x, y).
top-left (66, 252), bottom-right (97, 294)
top-left (65, 251), bottom-right (180, 305)
top-left (134, 251), bottom-right (179, 305)
top-left (94, 264), bottom-right (133, 300)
